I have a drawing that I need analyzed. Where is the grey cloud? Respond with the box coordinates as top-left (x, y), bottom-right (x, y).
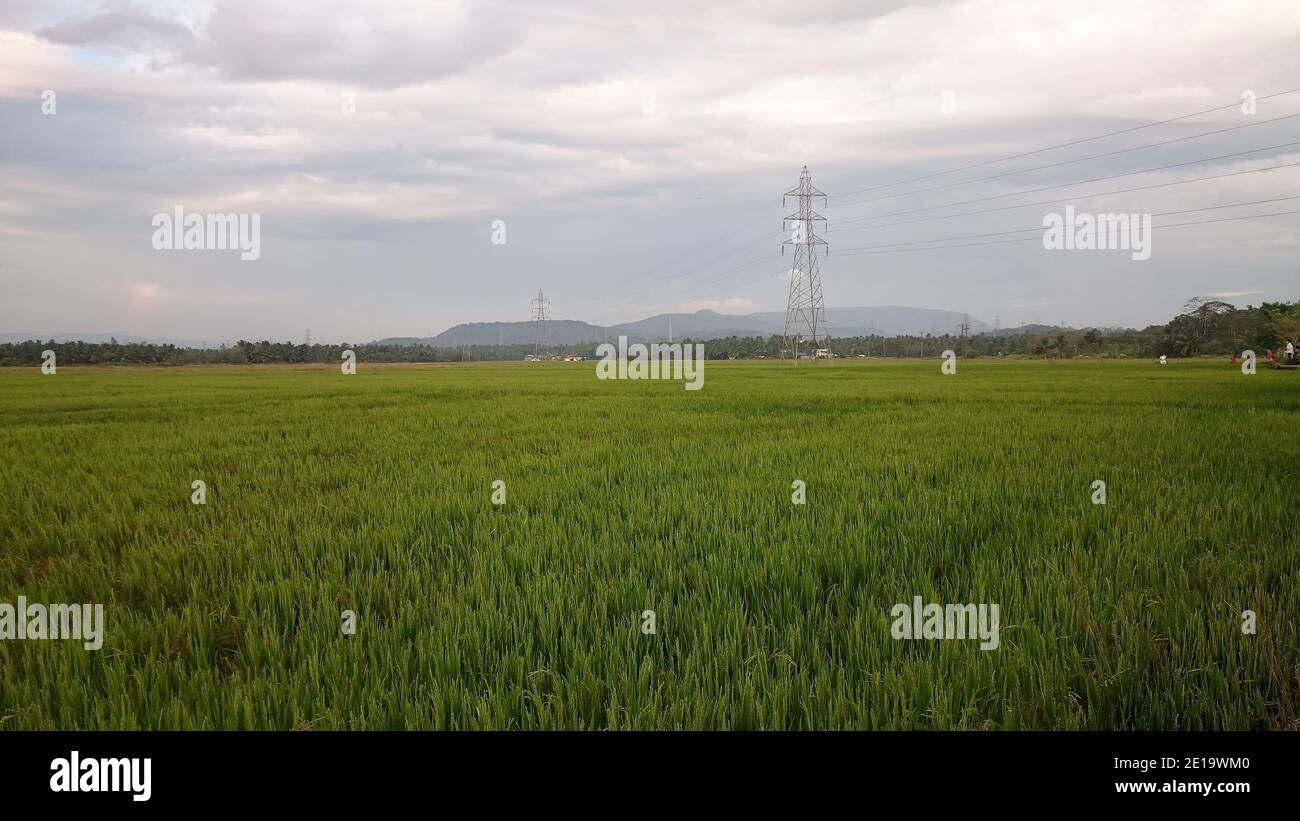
top-left (38, 7), bottom-right (197, 53)
top-left (186, 0), bottom-right (524, 88)
top-left (3, 0), bottom-right (1299, 343)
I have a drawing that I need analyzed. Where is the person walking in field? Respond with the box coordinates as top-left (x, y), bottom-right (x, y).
top-left (1287, 337), bottom-right (1296, 364)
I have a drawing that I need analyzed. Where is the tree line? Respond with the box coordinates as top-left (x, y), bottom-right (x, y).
top-left (3, 299), bottom-right (1296, 366)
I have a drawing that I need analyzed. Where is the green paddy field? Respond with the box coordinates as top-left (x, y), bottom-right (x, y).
top-left (0, 359), bottom-right (1296, 729)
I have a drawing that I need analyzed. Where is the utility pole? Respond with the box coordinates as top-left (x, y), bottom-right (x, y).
top-left (960, 315), bottom-right (971, 360)
top-left (531, 289), bottom-right (551, 360)
top-left (782, 166), bottom-right (829, 364)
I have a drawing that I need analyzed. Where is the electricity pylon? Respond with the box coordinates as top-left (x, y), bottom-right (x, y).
top-left (782, 166), bottom-right (829, 363)
top-left (531, 289), bottom-right (551, 360)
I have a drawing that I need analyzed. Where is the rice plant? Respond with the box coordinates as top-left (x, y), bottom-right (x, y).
top-left (0, 358), bottom-right (1295, 729)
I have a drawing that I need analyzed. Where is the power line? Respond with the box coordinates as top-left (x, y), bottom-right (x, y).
top-left (584, 176), bottom-right (1300, 325)
top-left (650, 207), bottom-right (1300, 312)
top-left (563, 86), bottom-right (996, 312)
top-left (568, 230), bottom-right (780, 319)
top-left (822, 140), bottom-right (1300, 225)
top-left (584, 135), bottom-right (1300, 320)
top-left (828, 111), bottom-right (1300, 210)
top-left (574, 95), bottom-right (1300, 326)
top-left (567, 203), bottom-right (784, 313)
top-left (585, 252), bottom-right (782, 322)
top-left (582, 152), bottom-right (1300, 322)
top-left (592, 168), bottom-right (1300, 319)
top-left (831, 208), bottom-right (1300, 257)
top-left (574, 99), bottom-right (1300, 324)
top-left (830, 86), bottom-right (1300, 200)
top-left (829, 195), bottom-right (1300, 254)
top-left (825, 160), bottom-right (1300, 234)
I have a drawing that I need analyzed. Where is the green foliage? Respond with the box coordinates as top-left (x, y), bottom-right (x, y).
top-left (0, 339), bottom-right (548, 367)
top-left (2, 299), bottom-right (1295, 366)
top-left (0, 360), bottom-right (1296, 729)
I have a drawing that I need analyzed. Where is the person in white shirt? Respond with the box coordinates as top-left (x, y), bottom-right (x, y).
top-left (1286, 337), bottom-right (1295, 363)
top-left (1158, 354), bottom-right (1167, 365)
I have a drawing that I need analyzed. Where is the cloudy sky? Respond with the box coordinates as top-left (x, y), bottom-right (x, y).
top-left (1, 0), bottom-right (1298, 343)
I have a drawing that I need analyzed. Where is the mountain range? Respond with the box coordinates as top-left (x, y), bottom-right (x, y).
top-left (4, 307), bottom-right (1106, 348)
top-left (382, 306), bottom-right (995, 346)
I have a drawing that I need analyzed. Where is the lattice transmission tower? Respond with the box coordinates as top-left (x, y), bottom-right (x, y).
top-left (782, 166), bottom-right (830, 363)
top-left (531, 289), bottom-right (551, 360)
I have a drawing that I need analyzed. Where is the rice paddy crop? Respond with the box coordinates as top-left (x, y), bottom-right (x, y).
top-left (1, 358), bottom-right (1296, 729)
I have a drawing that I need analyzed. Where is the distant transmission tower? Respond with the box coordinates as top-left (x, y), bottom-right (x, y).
top-left (531, 289), bottom-right (551, 359)
top-left (304, 328), bottom-right (311, 346)
top-left (960, 315), bottom-right (971, 359)
top-left (782, 167), bottom-right (829, 363)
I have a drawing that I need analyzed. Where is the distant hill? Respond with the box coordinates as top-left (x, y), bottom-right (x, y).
top-left (379, 306), bottom-right (992, 347)
top-left (605, 310), bottom-right (773, 340)
top-left (403, 320), bottom-right (610, 346)
top-left (980, 323), bottom-right (1138, 336)
top-left (979, 323), bottom-right (1059, 337)
top-left (4, 313), bottom-right (1142, 351)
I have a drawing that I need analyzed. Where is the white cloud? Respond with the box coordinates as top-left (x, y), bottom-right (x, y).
top-left (2, 0), bottom-right (1299, 340)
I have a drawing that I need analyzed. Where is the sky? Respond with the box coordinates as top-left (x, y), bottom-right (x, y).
top-left (1, 0), bottom-right (1298, 343)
